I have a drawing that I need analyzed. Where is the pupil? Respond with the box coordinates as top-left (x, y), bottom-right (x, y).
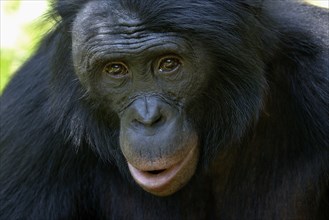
top-left (166, 60), bottom-right (173, 66)
top-left (112, 65), bottom-right (121, 72)
top-left (109, 64), bottom-right (125, 75)
top-left (163, 59), bottom-right (177, 70)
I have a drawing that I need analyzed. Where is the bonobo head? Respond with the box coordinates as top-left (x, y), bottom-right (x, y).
top-left (70, 0), bottom-right (265, 196)
top-left (71, 1), bottom-right (210, 196)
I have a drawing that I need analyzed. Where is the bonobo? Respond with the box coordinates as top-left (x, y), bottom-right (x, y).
top-left (0, 0), bottom-right (328, 219)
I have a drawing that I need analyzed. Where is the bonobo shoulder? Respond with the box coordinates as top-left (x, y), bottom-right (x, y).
top-left (266, 0), bottom-right (329, 47)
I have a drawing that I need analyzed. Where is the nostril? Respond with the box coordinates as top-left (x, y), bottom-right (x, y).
top-left (132, 119), bottom-right (145, 127)
top-left (151, 115), bottom-right (163, 126)
top-left (133, 114), bottom-right (164, 127)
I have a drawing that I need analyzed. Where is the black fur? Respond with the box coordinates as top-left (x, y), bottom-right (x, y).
top-left (0, 0), bottom-right (328, 219)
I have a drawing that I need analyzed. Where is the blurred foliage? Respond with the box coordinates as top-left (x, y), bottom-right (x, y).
top-left (0, 0), bottom-right (328, 93)
top-left (0, 0), bottom-right (52, 92)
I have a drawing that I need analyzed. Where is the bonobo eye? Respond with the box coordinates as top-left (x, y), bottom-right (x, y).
top-left (103, 62), bottom-right (129, 78)
top-left (158, 56), bottom-right (181, 74)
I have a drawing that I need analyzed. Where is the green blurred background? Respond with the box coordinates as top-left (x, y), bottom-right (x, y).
top-left (0, 0), bottom-right (328, 93)
top-left (0, 0), bottom-right (51, 92)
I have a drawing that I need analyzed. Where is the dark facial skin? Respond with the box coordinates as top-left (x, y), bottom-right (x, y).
top-left (72, 1), bottom-right (208, 196)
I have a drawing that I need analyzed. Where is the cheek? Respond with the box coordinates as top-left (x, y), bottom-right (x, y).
top-left (157, 71), bottom-right (204, 100)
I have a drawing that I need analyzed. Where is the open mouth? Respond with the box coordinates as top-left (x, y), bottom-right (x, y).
top-left (128, 161), bottom-right (182, 192)
top-left (146, 169), bottom-right (166, 174)
top-left (127, 146), bottom-right (198, 196)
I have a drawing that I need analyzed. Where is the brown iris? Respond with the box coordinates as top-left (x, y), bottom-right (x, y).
top-left (103, 62), bottom-right (128, 78)
top-left (158, 57), bottom-right (181, 74)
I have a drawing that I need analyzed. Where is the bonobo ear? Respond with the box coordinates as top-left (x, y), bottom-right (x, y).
top-left (53, 0), bottom-right (89, 19)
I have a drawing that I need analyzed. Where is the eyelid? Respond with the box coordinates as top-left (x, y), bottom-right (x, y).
top-left (158, 54), bottom-right (182, 62)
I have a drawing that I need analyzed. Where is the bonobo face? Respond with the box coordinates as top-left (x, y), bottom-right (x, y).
top-left (72, 1), bottom-right (208, 196)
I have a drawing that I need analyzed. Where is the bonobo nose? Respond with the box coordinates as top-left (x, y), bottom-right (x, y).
top-left (131, 97), bottom-right (166, 128)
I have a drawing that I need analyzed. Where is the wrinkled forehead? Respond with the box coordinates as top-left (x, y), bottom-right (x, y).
top-left (72, 1), bottom-right (143, 36)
